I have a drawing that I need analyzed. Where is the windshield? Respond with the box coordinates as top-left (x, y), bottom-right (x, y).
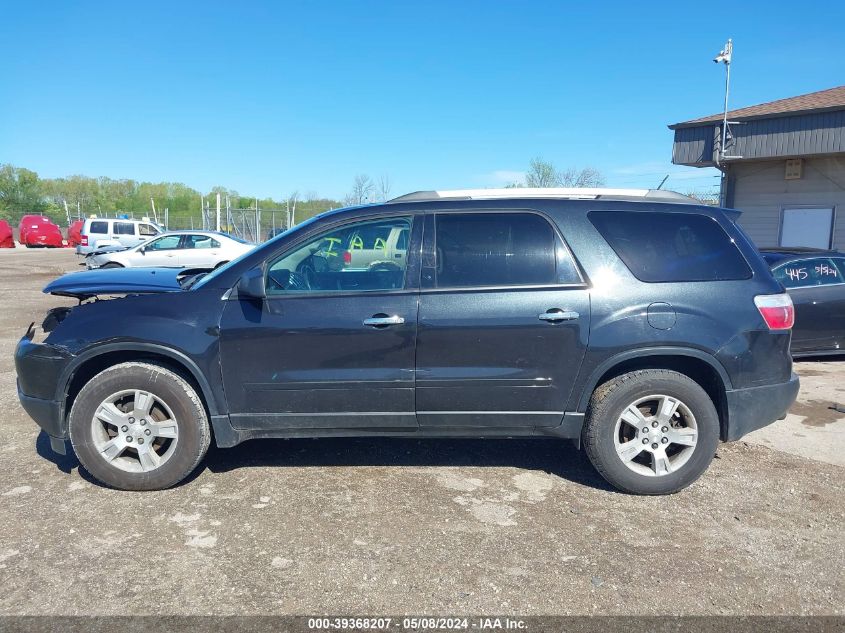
top-left (192, 217), bottom-right (321, 290)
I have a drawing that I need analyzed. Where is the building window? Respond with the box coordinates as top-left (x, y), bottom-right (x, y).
top-left (780, 208), bottom-right (834, 250)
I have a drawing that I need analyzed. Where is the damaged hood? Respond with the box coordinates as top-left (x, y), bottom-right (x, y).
top-left (44, 267), bottom-right (187, 298)
top-left (86, 244), bottom-right (130, 257)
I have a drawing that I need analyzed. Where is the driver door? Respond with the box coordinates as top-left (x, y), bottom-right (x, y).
top-left (219, 214), bottom-right (422, 431)
top-left (138, 234), bottom-right (182, 266)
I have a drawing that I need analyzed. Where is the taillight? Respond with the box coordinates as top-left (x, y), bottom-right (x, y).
top-left (81, 235), bottom-right (88, 246)
top-left (754, 294), bottom-right (794, 330)
top-left (343, 251), bottom-right (352, 264)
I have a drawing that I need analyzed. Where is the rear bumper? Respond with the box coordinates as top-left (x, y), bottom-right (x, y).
top-left (724, 372), bottom-right (800, 441)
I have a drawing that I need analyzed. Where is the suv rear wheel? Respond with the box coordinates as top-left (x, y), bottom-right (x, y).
top-left (583, 369), bottom-right (719, 495)
top-left (68, 362), bottom-right (210, 490)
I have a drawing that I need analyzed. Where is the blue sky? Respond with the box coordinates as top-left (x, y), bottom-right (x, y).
top-left (2, 1), bottom-right (844, 201)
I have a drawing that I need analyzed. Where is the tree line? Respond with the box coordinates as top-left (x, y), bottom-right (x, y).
top-left (0, 164), bottom-right (345, 229)
top-left (0, 159), bottom-right (609, 230)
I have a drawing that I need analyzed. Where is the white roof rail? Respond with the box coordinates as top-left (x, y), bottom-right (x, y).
top-left (390, 188), bottom-right (697, 204)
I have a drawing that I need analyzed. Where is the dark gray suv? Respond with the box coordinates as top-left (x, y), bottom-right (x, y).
top-left (15, 188), bottom-right (799, 494)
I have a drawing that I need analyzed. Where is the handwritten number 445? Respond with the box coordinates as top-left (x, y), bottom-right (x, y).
top-left (783, 265), bottom-right (838, 281)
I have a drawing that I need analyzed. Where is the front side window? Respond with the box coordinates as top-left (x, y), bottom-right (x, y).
top-left (266, 217), bottom-right (412, 294)
top-left (434, 213), bottom-right (572, 288)
top-left (145, 235), bottom-right (181, 251)
top-left (114, 222), bottom-right (135, 235)
top-left (589, 211), bottom-right (752, 282)
top-left (89, 221), bottom-right (108, 234)
top-left (139, 223), bottom-right (158, 236)
top-left (773, 258), bottom-right (843, 288)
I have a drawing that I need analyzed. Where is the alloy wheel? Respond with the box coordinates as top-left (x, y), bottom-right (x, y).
top-left (89, 389), bottom-right (180, 473)
top-left (612, 394), bottom-right (698, 477)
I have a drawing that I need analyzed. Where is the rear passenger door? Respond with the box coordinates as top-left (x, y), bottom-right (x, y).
top-left (113, 221), bottom-right (138, 247)
top-left (178, 234), bottom-right (221, 268)
top-left (415, 211), bottom-right (590, 430)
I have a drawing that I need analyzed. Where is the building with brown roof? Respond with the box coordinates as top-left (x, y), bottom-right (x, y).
top-left (669, 86), bottom-right (845, 249)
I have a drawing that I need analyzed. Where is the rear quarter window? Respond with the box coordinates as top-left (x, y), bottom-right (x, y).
top-left (589, 210), bottom-right (752, 282)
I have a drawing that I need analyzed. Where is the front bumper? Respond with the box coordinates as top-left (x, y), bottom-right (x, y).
top-left (724, 372), bottom-right (800, 441)
top-left (15, 329), bottom-right (74, 440)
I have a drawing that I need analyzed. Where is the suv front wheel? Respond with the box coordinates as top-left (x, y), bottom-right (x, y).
top-left (68, 362), bottom-right (211, 490)
top-left (583, 369), bottom-right (720, 495)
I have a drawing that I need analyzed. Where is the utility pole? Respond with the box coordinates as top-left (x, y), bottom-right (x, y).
top-left (150, 197), bottom-right (158, 224)
top-left (255, 197), bottom-right (260, 241)
top-left (215, 193), bottom-right (221, 232)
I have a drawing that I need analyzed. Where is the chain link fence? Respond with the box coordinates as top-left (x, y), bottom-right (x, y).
top-left (1, 206), bottom-right (292, 245)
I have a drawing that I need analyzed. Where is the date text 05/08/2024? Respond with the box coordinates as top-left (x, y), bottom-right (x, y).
top-left (307, 617), bottom-right (527, 630)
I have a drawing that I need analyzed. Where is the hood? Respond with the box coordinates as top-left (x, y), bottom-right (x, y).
top-left (87, 244), bottom-right (130, 257)
top-left (44, 267), bottom-right (186, 299)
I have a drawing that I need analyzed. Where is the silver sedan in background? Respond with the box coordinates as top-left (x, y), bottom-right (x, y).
top-left (85, 231), bottom-right (255, 270)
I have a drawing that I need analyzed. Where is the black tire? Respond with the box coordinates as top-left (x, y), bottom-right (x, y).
top-left (68, 362), bottom-right (211, 490)
top-left (101, 262), bottom-right (123, 269)
top-left (582, 369), bottom-right (719, 495)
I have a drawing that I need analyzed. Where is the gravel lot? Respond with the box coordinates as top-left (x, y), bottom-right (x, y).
top-left (0, 248), bottom-right (843, 616)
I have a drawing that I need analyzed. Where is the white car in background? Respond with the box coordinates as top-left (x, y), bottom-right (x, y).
top-left (85, 231), bottom-right (255, 270)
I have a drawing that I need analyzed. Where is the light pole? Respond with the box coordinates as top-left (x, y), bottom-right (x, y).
top-left (713, 38), bottom-right (733, 165)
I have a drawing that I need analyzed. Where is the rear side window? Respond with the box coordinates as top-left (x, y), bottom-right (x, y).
top-left (435, 213), bottom-right (576, 287)
top-left (184, 234), bottom-right (220, 249)
top-left (114, 222), bottom-right (135, 235)
top-left (89, 221), bottom-right (108, 234)
top-left (589, 211), bottom-right (752, 282)
top-left (773, 258), bottom-right (843, 288)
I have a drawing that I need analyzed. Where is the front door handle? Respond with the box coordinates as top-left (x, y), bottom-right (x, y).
top-left (539, 309), bottom-right (579, 322)
top-left (363, 314), bottom-right (405, 327)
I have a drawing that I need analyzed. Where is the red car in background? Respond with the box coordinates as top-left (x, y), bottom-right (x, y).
top-left (19, 215), bottom-right (64, 248)
top-left (67, 220), bottom-right (84, 248)
top-left (17, 215), bottom-right (42, 244)
top-left (0, 220), bottom-right (14, 248)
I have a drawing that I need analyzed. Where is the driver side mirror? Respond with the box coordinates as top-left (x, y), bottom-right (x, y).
top-left (238, 265), bottom-right (266, 299)
top-left (139, 246), bottom-right (146, 254)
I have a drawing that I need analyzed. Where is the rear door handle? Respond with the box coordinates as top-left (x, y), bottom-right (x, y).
top-left (363, 314), bottom-right (405, 327)
top-left (539, 309), bottom-right (579, 322)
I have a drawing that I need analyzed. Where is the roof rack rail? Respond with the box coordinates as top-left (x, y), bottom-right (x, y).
top-left (389, 187), bottom-right (698, 204)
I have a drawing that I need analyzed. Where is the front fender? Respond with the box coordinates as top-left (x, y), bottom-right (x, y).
top-left (56, 342), bottom-right (223, 418)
